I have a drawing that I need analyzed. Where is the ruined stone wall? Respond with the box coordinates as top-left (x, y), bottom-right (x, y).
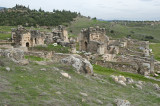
top-left (62, 30), bottom-right (69, 42)
top-left (45, 33), bottom-right (53, 44)
top-left (52, 53), bottom-right (70, 63)
top-left (102, 54), bottom-right (116, 61)
top-left (95, 60), bottom-right (139, 74)
top-left (52, 25), bottom-right (69, 43)
top-left (87, 41), bottom-right (100, 54)
top-left (25, 51), bottom-right (53, 59)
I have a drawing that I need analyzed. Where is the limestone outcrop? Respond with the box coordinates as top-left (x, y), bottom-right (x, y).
top-left (61, 54), bottom-right (93, 74)
top-left (0, 48), bottom-right (28, 65)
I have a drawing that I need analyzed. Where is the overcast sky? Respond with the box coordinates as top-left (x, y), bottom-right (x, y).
top-left (0, 0), bottom-right (160, 20)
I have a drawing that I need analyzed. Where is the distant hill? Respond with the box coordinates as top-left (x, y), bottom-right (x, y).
top-left (68, 17), bottom-right (160, 43)
top-left (0, 7), bottom-right (6, 10)
top-left (0, 5), bottom-right (78, 26)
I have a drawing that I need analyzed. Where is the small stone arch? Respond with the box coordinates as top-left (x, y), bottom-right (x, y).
top-left (26, 42), bottom-right (29, 47)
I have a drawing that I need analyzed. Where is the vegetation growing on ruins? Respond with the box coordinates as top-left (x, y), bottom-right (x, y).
top-left (29, 44), bottom-right (70, 53)
top-left (0, 5), bottom-right (78, 26)
top-left (24, 55), bottom-right (46, 61)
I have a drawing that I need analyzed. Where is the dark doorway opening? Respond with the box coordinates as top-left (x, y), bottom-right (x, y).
top-left (35, 38), bottom-right (37, 44)
top-left (26, 42), bottom-right (29, 47)
top-left (85, 42), bottom-right (88, 51)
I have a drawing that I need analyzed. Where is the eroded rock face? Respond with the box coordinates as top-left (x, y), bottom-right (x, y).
top-left (0, 48), bottom-right (28, 65)
top-left (61, 54), bottom-right (93, 74)
top-left (115, 99), bottom-right (131, 106)
top-left (0, 48), bottom-right (24, 61)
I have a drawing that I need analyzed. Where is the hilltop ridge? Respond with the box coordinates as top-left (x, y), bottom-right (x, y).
top-left (0, 5), bottom-right (78, 26)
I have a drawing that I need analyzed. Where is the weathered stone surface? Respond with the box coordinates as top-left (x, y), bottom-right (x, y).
top-left (154, 73), bottom-right (159, 77)
top-left (156, 71), bottom-right (160, 74)
top-left (96, 99), bottom-right (103, 105)
top-left (18, 60), bottom-right (29, 65)
top-left (61, 54), bottom-right (93, 74)
top-left (5, 67), bottom-right (10, 72)
top-left (80, 92), bottom-right (88, 97)
top-left (135, 84), bottom-right (142, 89)
top-left (61, 72), bottom-right (71, 79)
top-left (118, 76), bottom-right (126, 82)
top-left (153, 84), bottom-right (160, 90)
top-left (40, 68), bottom-right (47, 71)
top-left (118, 80), bottom-right (127, 86)
top-left (55, 91), bottom-right (62, 95)
top-left (115, 99), bottom-right (131, 106)
top-left (0, 48), bottom-right (29, 65)
top-left (126, 78), bottom-right (134, 84)
top-left (111, 75), bottom-right (127, 86)
top-left (0, 48), bottom-right (24, 62)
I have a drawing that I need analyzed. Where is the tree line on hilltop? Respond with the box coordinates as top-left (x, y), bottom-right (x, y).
top-left (0, 4), bottom-right (78, 27)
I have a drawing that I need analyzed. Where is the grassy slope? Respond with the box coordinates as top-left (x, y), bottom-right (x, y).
top-left (68, 17), bottom-right (160, 42)
top-left (150, 43), bottom-right (160, 61)
top-left (0, 57), bottom-right (160, 106)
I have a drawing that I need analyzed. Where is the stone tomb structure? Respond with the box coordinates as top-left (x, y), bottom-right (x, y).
top-left (79, 26), bottom-right (121, 61)
top-left (79, 26), bottom-right (109, 55)
top-left (12, 26), bottom-right (45, 47)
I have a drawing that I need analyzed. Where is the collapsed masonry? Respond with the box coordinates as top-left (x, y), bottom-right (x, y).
top-left (45, 25), bottom-right (69, 44)
top-left (79, 26), bottom-right (156, 75)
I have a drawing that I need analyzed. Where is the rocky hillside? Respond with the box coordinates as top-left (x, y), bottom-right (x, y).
top-left (0, 49), bottom-right (160, 105)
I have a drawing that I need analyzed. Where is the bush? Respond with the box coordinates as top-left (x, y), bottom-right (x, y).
top-left (110, 30), bottom-right (114, 33)
top-left (145, 36), bottom-right (154, 39)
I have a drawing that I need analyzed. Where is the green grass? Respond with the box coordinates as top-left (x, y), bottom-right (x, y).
top-left (0, 57), bottom-right (160, 105)
top-left (0, 33), bottom-right (11, 40)
top-left (150, 43), bottom-right (160, 61)
top-left (29, 44), bottom-right (70, 53)
top-left (25, 55), bottom-right (46, 61)
top-left (0, 26), bottom-right (16, 32)
top-left (67, 17), bottom-right (110, 36)
top-left (68, 17), bottom-right (160, 42)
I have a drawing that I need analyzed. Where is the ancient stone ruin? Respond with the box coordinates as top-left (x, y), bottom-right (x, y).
top-left (12, 25), bottom-right (45, 47)
top-left (79, 26), bottom-right (158, 76)
top-left (45, 25), bottom-right (69, 44)
top-left (1, 25), bottom-right (159, 76)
